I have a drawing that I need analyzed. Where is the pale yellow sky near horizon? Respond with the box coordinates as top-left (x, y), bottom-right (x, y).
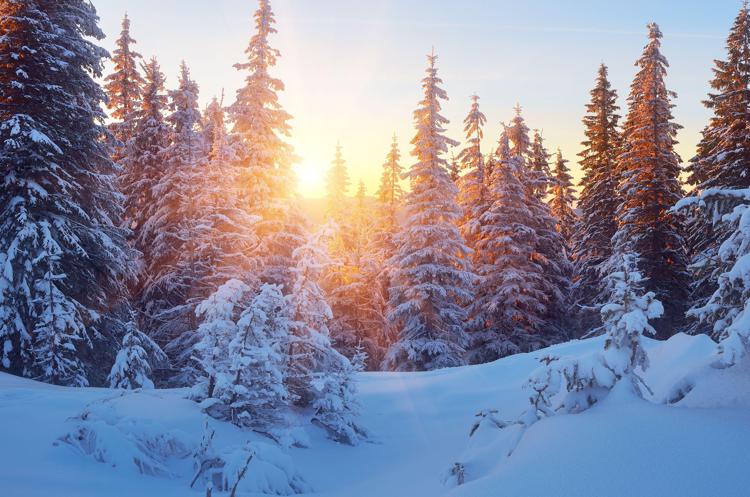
top-left (95, 0), bottom-right (737, 199)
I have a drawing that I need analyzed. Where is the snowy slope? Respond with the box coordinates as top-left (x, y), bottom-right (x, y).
top-left (1, 334), bottom-right (748, 497)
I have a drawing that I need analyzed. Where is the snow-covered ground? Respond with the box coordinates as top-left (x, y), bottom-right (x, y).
top-left (1, 333), bottom-right (748, 497)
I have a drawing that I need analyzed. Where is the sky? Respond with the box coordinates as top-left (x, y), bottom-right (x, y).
top-left (94, 0), bottom-right (744, 199)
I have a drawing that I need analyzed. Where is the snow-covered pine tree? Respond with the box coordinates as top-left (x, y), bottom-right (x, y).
top-left (611, 23), bottom-right (689, 339)
top-left (216, 283), bottom-right (291, 428)
top-left (189, 99), bottom-right (259, 296)
top-left (571, 63), bottom-right (622, 334)
top-left (467, 129), bottom-right (544, 363)
top-left (165, 96), bottom-right (260, 385)
top-left (141, 62), bottom-right (206, 355)
top-left (192, 279), bottom-right (252, 402)
top-left (326, 143), bottom-right (352, 225)
top-left (457, 94), bottom-right (489, 258)
top-left (108, 319), bottom-right (167, 390)
top-left (288, 227), bottom-right (364, 444)
top-left (104, 13), bottom-right (144, 165)
top-left (369, 136), bottom-right (404, 361)
top-left (526, 252), bottom-right (662, 417)
top-left (200, 96), bottom-right (225, 157)
top-left (229, 0), bottom-right (305, 289)
top-left (549, 149), bottom-right (577, 243)
top-left (384, 51), bottom-right (475, 372)
top-left (676, 188), bottom-right (750, 367)
top-left (528, 129), bottom-right (552, 200)
top-left (508, 108), bottom-right (572, 342)
top-left (683, 4), bottom-right (750, 336)
top-left (327, 182), bottom-right (387, 369)
top-left (374, 135), bottom-right (404, 257)
top-left (321, 146), bottom-right (362, 362)
top-left (0, 0), bottom-right (134, 386)
top-left (122, 57), bottom-right (171, 281)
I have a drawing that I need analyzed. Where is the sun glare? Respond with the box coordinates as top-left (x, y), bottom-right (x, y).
top-left (294, 159), bottom-right (326, 198)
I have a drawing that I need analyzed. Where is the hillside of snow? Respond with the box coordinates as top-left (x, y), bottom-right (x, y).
top-left (1, 333), bottom-right (748, 497)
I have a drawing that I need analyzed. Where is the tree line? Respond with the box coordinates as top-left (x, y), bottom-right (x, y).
top-left (1, 0), bottom-right (749, 411)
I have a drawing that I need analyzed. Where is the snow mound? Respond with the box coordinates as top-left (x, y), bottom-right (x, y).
top-left (52, 388), bottom-right (310, 495)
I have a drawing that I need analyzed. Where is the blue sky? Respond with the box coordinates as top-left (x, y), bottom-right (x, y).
top-left (94, 0), bottom-right (743, 197)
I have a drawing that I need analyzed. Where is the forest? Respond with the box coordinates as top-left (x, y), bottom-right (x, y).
top-left (0, 1), bottom-right (749, 496)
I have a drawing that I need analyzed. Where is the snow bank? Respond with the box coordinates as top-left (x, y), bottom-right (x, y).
top-left (0, 333), bottom-right (748, 497)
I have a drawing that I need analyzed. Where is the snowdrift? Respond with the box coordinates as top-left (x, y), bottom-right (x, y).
top-left (0, 333), bottom-right (748, 497)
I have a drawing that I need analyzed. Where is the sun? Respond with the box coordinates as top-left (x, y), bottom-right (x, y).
top-left (294, 160), bottom-right (326, 198)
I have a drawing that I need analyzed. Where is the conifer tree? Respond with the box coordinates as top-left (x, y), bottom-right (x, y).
top-left (684, 4), bottom-right (750, 334)
top-left (509, 108), bottom-right (572, 340)
top-left (370, 136), bottom-right (404, 360)
top-left (217, 283), bottom-right (291, 427)
top-left (322, 146), bottom-right (361, 362)
top-left (467, 130), bottom-right (545, 363)
top-left (549, 149), bottom-right (577, 243)
top-left (0, 0), bottom-right (133, 385)
top-left (571, 64), bottom-right (622, 331)
top-left (374, 135), bottom-right (404, 254)
top-left (677, 188), bottom-right (750, 368)
top-left (229, 0), bottom-right (305, 289)
top-left (326, 143), bottom-right (351, 224)
top-left (122, 57), bottom-right (171, 271)
top-left (528, 130), bottom-right (552, 200)
top-left (167, 96), bottom-right (260, 383)
top-left (108, 319), bottom-right (166, 390)
top-left (328, 182), bottom-right (386, 369)
top-left (610, 23), bottom-right (689, 339)
top-left (189, 100), bottom-right (259, 296)
top-left (104, 13), bottom-right (144, 164)
top-left (288, 227), bottom-right (364, 444)
top-left (385, 51), bottom-right (475, 372)
top-left (143, 62), bottom-right (208, 361)
top-left (192, 279), bottom-right (252, 401)
top-left (457, 95), bottom-right (489, 257)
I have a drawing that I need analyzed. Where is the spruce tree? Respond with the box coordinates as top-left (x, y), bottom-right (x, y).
top-left (108, 319), bottom-right (166, 390)
top-left (676, 188), bottom-right (750, 368)
top-left (327, 184), bottom-right (386, 369)
top-left (684, 4), bottom-right (750, 335)
top-left (326, 143), bottom-right (351, 224)
top-left (468, 129), bottom-right (545, 363)
top-left (0, 0), bottom-right (133, 385)
top-left (371, 136), bottom-right (404, 360)
top-left (322, 145), bottom-right (360, 362)
top-left (104, 13), bottom-right (144, 164)
top-left (385, 51), bottom-right (475, 372)
top-left (143, 62), bottom-right (207, 360)
top-left (457, 94), bottom-right (489, 257)
top-left (374, 135), bottom-right (404, 255)
top-left (571, 64), bottom-right (622, 332)
top-left (288, 227), bottom-right (364, 444)
top-left (189, 100), bottom-right (259, 295)
top-left (610, 23), bottom-right (689, 339)
top-left (509, 108), bottom-right (572, 341)
top-left (549, 149), bottom-right (577, 243)
top-left (229, 0), bottom-right (305, 289)
top-left (528, 130), bottom-right (552, 200)
top-left (122, 57), bottom-right (171, 274)
top-left (218, 283), bottom-right (291, 427)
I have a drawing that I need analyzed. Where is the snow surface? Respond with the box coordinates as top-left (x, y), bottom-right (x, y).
top-left (1, 333), bottom-right (748, 497)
